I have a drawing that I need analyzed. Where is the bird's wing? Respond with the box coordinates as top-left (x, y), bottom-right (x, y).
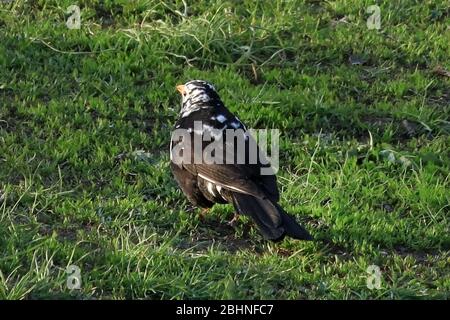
top-left (185, 162), bottom-right (266, 198)
top-left (170, 161), bottom-right (214, 208)
top-left (172, 107), bottom-right (279, 201)
top-left (181, 129), bottom-right (278, 201)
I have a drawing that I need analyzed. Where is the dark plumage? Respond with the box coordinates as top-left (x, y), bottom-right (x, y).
top-left (170, 80), bottom-right (312, 241)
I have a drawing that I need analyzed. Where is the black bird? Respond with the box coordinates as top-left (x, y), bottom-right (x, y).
top-left (170, 80), bottom-right (312, 241)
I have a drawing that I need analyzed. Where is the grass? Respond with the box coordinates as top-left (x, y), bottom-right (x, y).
top-left (0, 0), bottom-right (449, 299)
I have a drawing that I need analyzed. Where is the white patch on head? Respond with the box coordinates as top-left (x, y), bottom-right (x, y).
top-left (186, 80), bottom-right (215, 91)
top-left (179, 80), bottom-right (219, 117)
top-left (185, 81), bottom-right (215, 99)
top-left (216, 114), bottom-right (227, 123)
top-left (181, 108), bottom-right (195, 118)
top-left (190, 92), bottom-right (210, 105)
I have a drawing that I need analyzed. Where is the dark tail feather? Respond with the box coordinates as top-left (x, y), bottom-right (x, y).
top-left (232, 193), bottom-right (312, 241)
top-left (275, 203), bottom-right (313, 241)
top-left (232, 193), bottom-right (284, 240)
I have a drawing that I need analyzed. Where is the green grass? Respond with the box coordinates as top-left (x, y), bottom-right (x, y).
top-left (0, 0), bottom-right (449, 299)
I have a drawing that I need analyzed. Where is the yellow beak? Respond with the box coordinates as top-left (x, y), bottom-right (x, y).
top-left (176, 84), bottom-right (186, 95)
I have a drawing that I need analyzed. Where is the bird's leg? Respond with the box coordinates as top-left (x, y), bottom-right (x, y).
top-left (228, 212), bottom-right (240, 227)
top-left (199, 208), bottom-right (209, 221)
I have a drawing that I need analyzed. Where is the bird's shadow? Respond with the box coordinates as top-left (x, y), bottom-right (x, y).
top-left (176, 213), bottom-right (331, 256)
top-left (177, 217), bottom-right (264, 254)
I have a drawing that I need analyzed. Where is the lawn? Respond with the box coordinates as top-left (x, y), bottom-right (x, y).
top-left (0, 0), bottom-right (449, 299)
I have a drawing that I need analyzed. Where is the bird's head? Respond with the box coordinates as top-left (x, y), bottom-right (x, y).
top-left (176, 80), bottom-right (220, 115)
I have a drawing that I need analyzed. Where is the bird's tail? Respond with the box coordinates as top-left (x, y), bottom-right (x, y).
top-left (231, 193), bottom-right (312, 241)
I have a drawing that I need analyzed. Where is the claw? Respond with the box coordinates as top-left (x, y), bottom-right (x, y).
top-left (227, 212), bottom-right (240, 227)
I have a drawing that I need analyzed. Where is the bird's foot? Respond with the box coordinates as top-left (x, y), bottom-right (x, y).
top-left (199, 208), bottom-right (209, 222)
top-left (227, 213), bottom-right (240, 227)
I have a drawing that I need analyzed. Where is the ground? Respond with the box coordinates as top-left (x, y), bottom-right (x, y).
top-left (0, 0), bottom-right (449, 299)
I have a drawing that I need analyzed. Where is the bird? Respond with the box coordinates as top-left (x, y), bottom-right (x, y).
top-left (170, 80), bottom-right (312, 241)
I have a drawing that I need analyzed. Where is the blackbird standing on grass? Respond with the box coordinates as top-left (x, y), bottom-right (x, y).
top-left (170, 80), bottom-right (312, 241)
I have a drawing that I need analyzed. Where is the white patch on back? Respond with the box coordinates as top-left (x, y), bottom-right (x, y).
top-left (235, 116), bottom-right (247, 130)
top-left (205, 124), bottom-right (224, 140)
top-left (193, 124), bottom-right (224, 140)
top-left (230, 121), bottom-right (242, 129)
top-left (216, 114), bottom-right (227, 123)
top-left (193, 127), bottom-right (203, 135)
